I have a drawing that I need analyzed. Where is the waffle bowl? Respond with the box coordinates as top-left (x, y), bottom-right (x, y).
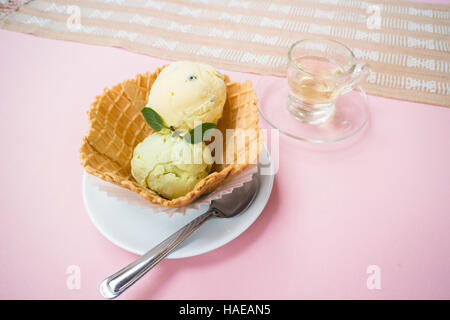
top-left (80, 65), bottom-right (263, 208)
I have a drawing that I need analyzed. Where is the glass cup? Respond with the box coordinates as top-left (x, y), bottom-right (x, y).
top-left (287, 39), bottom-right (370, 125)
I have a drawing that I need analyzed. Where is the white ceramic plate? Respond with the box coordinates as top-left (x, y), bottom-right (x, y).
top-left (82, 146), bottom-right (274, 258)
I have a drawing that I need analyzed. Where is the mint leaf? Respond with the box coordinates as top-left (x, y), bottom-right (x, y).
top-left (141, 108), bottom-right (165, 132)
top-left (184, 123), bottom-right (217, 144)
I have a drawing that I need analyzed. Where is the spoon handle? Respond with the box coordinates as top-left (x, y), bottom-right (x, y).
top-left (99, 209), bottom-right (215, 299)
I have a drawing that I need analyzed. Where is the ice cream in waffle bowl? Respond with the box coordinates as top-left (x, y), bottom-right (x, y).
top-left (80, 61), bottom-right (263, 212)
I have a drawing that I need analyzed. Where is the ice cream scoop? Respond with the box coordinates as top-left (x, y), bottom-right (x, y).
top-left (146, 61), bottom-right (227, 131)
top-left (131, 132), bottom-right (212, 199)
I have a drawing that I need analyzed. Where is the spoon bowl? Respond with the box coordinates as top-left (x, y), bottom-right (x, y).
top-left (212, 175), bottom-right (259, 218)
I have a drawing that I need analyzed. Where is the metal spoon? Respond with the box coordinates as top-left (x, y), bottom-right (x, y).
top-left (99, 174), bottom-right (259, 299)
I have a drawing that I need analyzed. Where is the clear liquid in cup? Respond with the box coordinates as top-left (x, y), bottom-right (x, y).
top-left (288, 56), bottom-right (344, 106)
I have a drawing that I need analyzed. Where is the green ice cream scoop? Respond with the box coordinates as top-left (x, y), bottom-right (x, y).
top-left (131, 132), bottom-right (212, 200)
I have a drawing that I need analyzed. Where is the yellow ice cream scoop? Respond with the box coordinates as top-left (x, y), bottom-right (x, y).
top-left (146, 61), bottom-right (227, 131)
top-left (131, 132), bottom-right (213, 200)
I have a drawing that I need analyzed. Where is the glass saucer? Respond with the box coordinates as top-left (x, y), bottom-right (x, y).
top-left (256, 78), bottom-right (370, 143)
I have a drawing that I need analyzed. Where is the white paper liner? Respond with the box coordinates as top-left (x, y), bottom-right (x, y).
top-left (90, 165), bottom-right (258, 217)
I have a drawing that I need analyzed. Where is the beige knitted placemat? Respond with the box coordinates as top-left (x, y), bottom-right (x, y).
top-left (1, 0), bottom-right (449, 107)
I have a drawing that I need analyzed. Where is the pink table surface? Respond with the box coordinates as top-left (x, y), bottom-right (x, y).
top-left (0, 28), bottom-right (449, 300)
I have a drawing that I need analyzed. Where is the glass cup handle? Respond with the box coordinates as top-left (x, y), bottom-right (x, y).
top-left (341, 61), bottom-right (371, 95)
